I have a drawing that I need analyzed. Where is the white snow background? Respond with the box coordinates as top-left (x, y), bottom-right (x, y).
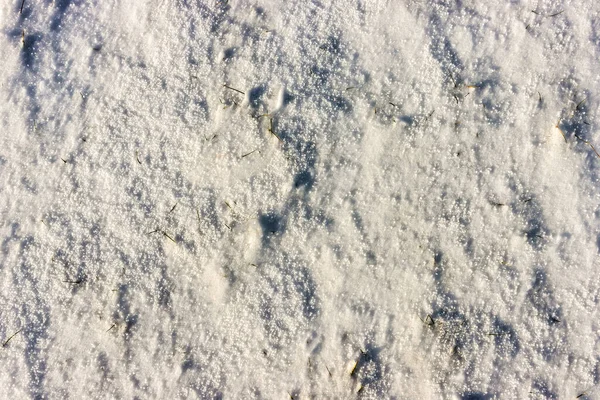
top-left (1, 0), bottom-right (600, 398)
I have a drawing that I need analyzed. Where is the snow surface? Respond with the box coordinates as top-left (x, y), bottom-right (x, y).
top-left (1, 0), bottom-right (600, 398)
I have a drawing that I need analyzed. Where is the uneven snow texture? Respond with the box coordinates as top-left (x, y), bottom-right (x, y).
top-left (1, 0), bottom-right (600, 398)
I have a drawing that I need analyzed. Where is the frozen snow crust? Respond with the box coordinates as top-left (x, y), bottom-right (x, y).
top-left (1, 0), bottom-right (600, 398)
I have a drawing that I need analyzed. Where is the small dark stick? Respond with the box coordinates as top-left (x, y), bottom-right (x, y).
top-left (169, 202), bottom-right (178, 213)
top-left (448, 74), bottom-right (457, 87)
top-left (532, 9), bottom-right (564, 17)
top-left (162, 231), bottom-right (176, 243)
top-left (223, 84), bottom-right (245, 95)
top-left (2, 328), bottom-right (23, 347)
top-left (20, 0), bottom-right (25, 14)
top-left (350, 360), bottom-right (358, 376)
top-left (63, 279), bottom-right (85, 285)
top-left (106, 324), bottom-right (116, 333)
top-left (241, 149), bottom-right (258, 158)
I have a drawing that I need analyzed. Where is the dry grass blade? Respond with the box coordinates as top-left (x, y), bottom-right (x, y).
top-left (3, 328), bottom-right (23, 348)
